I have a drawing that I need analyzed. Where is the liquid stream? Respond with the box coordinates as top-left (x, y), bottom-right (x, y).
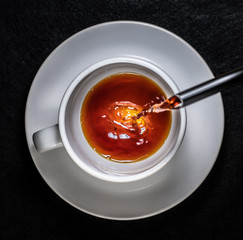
top-left (136, 95), bottom-right (182, 119)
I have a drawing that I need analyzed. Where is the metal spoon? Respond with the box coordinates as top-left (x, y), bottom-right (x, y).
top-left (137, 66), bottom-right (243, 118)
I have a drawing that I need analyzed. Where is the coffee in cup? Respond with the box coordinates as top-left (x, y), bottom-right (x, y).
top-left (81, 72), bottom-right (172, 162)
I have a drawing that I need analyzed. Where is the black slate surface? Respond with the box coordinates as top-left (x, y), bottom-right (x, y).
top-left (1, 0), bottom-right (243, 239)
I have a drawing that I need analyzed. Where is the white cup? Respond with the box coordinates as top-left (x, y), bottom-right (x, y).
top-left (33, 57), bottom-right (186, 182)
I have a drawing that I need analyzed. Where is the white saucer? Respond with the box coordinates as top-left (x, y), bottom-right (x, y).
top-left (25, 21), bottom-right (224, 220)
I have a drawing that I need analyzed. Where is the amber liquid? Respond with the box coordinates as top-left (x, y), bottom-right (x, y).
top-left (81, 73), bottom-right (172, 163)
top-left (161, 95), bottom-right (181, 109)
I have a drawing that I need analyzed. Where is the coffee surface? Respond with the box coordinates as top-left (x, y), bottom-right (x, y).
top-left (81, 73), bottom-right (172, 162)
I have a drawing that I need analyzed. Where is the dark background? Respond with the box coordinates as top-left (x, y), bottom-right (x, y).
top-left (1, 0), bottom-right (242, 239)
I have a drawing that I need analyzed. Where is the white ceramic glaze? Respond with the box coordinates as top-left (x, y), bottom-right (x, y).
top-left (25, 21), bottom-right (224, 220)
top-left (33, 124), bottom-right (63, 152)
top-left (33, 57), bottom-right (186, 182)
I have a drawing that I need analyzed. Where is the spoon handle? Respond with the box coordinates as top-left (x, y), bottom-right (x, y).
top-left (176, 66), bottom-right (243, 107)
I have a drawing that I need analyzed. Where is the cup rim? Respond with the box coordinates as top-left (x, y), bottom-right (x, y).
top-left (59, 57), bottom-right (186, 182)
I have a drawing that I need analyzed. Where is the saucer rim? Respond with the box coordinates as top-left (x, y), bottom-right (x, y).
top-left (25, 21), bottom-right (224, 220)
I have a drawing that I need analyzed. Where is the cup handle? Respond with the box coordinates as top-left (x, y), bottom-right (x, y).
top-left (33, 124), bottom-right (63, 153)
